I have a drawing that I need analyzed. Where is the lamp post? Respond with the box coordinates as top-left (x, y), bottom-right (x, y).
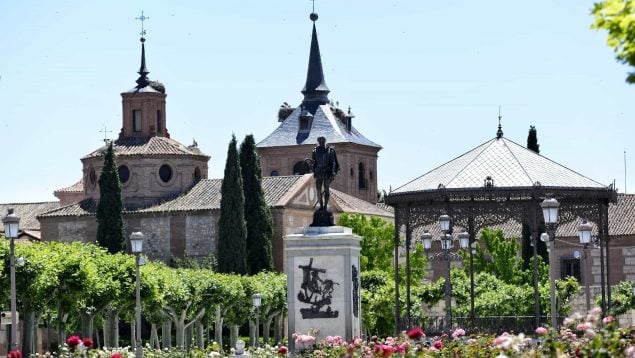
top-left (3, 209), bottom-right (19, 352)
top-left (578, 221), bottom-right (593, 312)
top-left (422, 215), bottom-right (469, 333)
top-left (540, 197), bottom-right (559, 329)
top-left (130, 230), bottom-right (144, 358)
top-left (252, 293), bottom-right (262, 348)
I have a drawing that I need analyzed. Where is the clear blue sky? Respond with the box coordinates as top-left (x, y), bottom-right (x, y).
top-left (0, 1), bottom-right (633, 203)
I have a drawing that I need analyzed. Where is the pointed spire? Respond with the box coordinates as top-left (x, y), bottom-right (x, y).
top-left (136, 37), bottom-right (150, 89)
top-left (496, 106), bottom-right (504, 139)
top-left (301, 13), bottom-right (330, 104)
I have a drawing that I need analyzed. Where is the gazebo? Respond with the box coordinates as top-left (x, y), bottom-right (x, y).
top-left (385, 125), bottom-right (617, 331)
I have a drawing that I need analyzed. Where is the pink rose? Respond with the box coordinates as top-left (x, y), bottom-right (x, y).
top-left (576, 323), bottom-right (590, 332)
top-left (603, 315), bottom-right (615, 324)
top-left (277, 346), bottom-right (288, 355)
top-left (535, 326), bottom-right (548, 336)
top-left (452, 328), bottom-right (465, 338)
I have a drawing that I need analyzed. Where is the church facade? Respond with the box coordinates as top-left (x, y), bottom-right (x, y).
top-left (31, 16), bottom-right (390, 271)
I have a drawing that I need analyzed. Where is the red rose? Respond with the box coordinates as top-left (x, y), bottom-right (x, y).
top-left (8, 351), bottom-right (22, 358)
top-left (407, 327), bottom-right (425, 340)
top-left (67, 335), bottom-right (81, 349)
top-left (82, 337), bottom-right (94, 348)
top-left (111, 353), bottom-right (124, 358)
top-left (381, 345), bottom-right (394, 357)
top-left (434, 340), bottom-right (443, 350)
top-left (277, 346), bottom-right (288, 355)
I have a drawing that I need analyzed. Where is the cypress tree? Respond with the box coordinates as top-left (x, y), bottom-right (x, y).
top-left (239, 134), bottom-right (274, 274)
top-left (217, 135), bottom-right (249, 274)
top-left (96, 142), bottom-right (125, 253)
top-left (522, 125), bottom-right (548, 268)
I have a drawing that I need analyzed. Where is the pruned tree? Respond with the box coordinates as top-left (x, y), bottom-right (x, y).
top-left (239, 134), bottom-right (274, 274)
top-left (217, 135), bottom-right (248, 274)
top-left (96, 142), bottom-right (125, 254)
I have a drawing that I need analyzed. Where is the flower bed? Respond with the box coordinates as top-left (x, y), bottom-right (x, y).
top-left (26, 308), bottom-right (635, 357)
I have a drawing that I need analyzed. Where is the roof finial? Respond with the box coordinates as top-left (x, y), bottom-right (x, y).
top-left (496, 105), bottom-right (504, 139)
top-left (135, 11), bottom-right (150, 89)
top-left (302, 2), bottom-right (330, 105)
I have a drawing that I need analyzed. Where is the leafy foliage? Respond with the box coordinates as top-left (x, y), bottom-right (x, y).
top-left (96, 142), bottom-right (125, 253)
top-left (592, 0), bottom-right (635, 83)
top-left (239, 134), bottom-right (274, 274)
top-left (217, 135), bottom-right (248, 274)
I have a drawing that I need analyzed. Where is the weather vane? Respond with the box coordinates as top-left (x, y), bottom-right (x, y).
top-left (135, 11), bottom-right (149, 37)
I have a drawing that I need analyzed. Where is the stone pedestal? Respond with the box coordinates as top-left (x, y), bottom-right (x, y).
top-left (285, 226), bottom-right (361, 352)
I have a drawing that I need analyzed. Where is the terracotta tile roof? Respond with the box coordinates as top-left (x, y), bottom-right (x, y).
top-left (331, 189), bottom-right (394, 218)
top-left (82, 137), bottom-right (209, 159)
top-left (393, 137), bottom-right (607, 194)
top-left (54, 180), bottom-right (83, 194)
top-left (0, 202), bottom-right (60, 230)
top-left (39, 175), bottom-right (307, 216)
top-left (142, 175), bottom-right (305, 213)
top-left (37, 199), bottom-right (97, 218)
top-left (609, 194), bottom-right (635, 236)
top-left (257, 105), bottom-right (381, 148)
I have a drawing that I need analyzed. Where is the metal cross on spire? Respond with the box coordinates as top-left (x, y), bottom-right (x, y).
top-left (310, 0), bottom-right (316, 13)
top-left (135, 11), bottom-right (149, 37)
top-left (496, 105), bottom-right (504, 139)
top-left (99, 125), bottom-right (112, 143)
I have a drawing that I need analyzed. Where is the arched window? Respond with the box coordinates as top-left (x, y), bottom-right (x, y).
top-left (194, 167), bottom-right (202, 183)
top-left (293, 161), bottom-right (311, 175)
top-left (270, 170), bottom-right (279, 176)
top-left (358, 162), bottom-right (367, 189)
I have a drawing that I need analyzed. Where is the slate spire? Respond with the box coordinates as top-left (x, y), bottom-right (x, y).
top-left (301, 13), bottom-right (330, 104)
top-left (136, 37), bottom-right (150, 89)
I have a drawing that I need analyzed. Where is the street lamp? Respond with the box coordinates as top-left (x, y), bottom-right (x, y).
top-left (3, 209), bottom-right (19, 352)
top-left (540, 197), bottom-right (559, 329)
top-left (578, 221), bottom-right (593, 312)
top-left (252, 293), bottom-right (262, 348)
top-left (130, 230), bottom-right (144, 358)
top-left (422, 215), bottom-right (470, 333)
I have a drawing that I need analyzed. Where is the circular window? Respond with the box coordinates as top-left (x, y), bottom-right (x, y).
top-left (89, 167), bottom-right (96, 187)
top-left (159, 164), bottom-right (173, 183)
top-left (271, 170), bottom-right (279, 176)
top-left (194, 167), bottom-right (202, 183)
top-left (118, 165), bottom-right (130, 184)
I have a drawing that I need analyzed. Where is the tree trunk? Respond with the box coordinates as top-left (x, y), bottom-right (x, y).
top-left (33, 312), bottom-right (41, 355)
top-left (150, 323), bottom-right (160, 350)
top-left (174, 316), bottom-right (185, 348)
top-left (273, 313), bottom-right (283, 345)
top-left (248, 320), bottom-right (256, 347)
top-left (104, 307), bottom-right (120, 348)
top-left (162, 320), bottom-right (172, 348)
top-left (229, 325), bottom-right (239, 349)
top-left (95, 328), bottom-right (101, 349)
top-left (214, 306), bottom-right (224, 348)
top-left (263, 315), bottom-right (274, 346)
top-left (130, 320), bottom-right (136, 350)
top-left (80, 312), bottom-right (94, 340)
top-left (21, 311), bottom-right (34, 357)
top-left (196, 319), bottom-right (204, 349)
top-left (57, 311), bottom-right (68, 347)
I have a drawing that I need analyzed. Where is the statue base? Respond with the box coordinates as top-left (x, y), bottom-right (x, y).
top-left (310, 209), bottom-right (334, 227)
top-left (285, 226), bottom-right (361, 353)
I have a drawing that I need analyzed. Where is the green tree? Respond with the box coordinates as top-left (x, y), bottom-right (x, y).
top-left (239, 134), bottom-right (274, 274)
top-left (217, 135), bottom-right (248, 274)
top-left (96, 142), bottom-right (125, 254)
top-left (593, 0), bottom-right (635, 83)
